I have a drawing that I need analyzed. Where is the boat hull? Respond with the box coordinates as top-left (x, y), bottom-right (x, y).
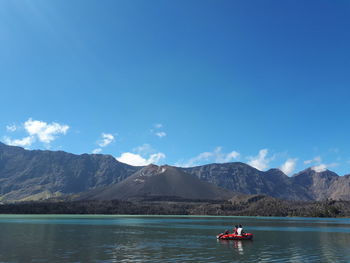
top-left (216, 233), bottom-right (253, 240)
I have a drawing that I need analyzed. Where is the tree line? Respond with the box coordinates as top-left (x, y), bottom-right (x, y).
top-left (0, 196), bottom-right (349, 217)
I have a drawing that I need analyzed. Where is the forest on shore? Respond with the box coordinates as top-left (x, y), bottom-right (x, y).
top-left (1, 195), bottom-right (350, 218)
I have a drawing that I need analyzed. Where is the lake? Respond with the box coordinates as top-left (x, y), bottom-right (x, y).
top-left (0, 215), bottom-right (349, 262)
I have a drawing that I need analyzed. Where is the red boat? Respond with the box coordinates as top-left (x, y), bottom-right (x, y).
top-left (216, 233), bottom-right (253, 240)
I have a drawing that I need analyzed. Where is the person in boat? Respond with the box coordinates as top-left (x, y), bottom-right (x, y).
top-left (233, 225), bottom-right (238, 235)
top-left (237, 224), bottom-right (244, 236)
top-left (224, 229), bottom-right (229, 235)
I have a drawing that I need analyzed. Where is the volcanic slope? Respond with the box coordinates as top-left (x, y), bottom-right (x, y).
top-left (78, 164), bottom-right (236, 201)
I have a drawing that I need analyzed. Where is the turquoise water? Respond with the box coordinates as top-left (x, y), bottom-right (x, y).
top-left (0, 215), bottom-right (349, 262)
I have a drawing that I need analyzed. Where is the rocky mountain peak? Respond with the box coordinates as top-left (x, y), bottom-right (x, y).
top-left (138, 164), bottom-right (169, 177)
top-left (293, 167), bottom-right (338, 178)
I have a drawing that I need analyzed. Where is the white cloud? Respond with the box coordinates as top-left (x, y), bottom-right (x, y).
top-left (98, 133), bottom-right (115, 147)
top-left (312, 164), bottom-right (327, 173)
top-left (6, 124), bottom-right (17, 132)
top-left (155, 132), bottom-right (166, 138)
top-left (3, 136), bottom-right (34, 147)
top-left (280, 158), bottom-right (297, 175)
top-left (223, 151), bottom-right (241, 162)
top-left (177, 147), bottom-right (240, 167)
top-left (183, 152), bottom-right (212, 166)
top-left (116, 143), bottom-right (165, 166)
top-left (91, 133), bottom-right (116, 153)
top-left (247, 149), bottom-right (273, 171)
top-left (3, 118), bottom-right (69, 148)
top-left (304, 156), bottom-right (321, 165)
top-left (304, 156), bottom-right (337, 173)
top-left (24, 118), bottom-right (69, 144)
top-left (311, 162), bottom-right (338, 173)
top-left (133, 144), bottom-right (154, 155)
top-left (148, 153), bottom-right (166, 164)
top-left (117, 153), bottom-right (147, 166)
top-left (116, 152), bottom-right (165, 166)
top-left (151, 123), bottom-right (167, 138)
top-left (92, 148), bottom-right (102, 154)
top-left (304, 156), bottom-right (334, 173)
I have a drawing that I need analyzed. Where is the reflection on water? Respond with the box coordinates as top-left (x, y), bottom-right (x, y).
top-left (234, 241), bottom-right (244, 255)
top-left (218, 239), bottom-right (249, 256)
top-left (0, 215), bottom-right (349, 263)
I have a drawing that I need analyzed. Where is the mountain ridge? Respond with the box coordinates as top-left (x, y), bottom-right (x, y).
top-left (0, 142), bottom-right (140, 201)
top-left (1, 142), bottom-right (350, 201)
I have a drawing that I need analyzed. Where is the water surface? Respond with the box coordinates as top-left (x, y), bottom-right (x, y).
top-left (0, 215), bottom-right (349, 262)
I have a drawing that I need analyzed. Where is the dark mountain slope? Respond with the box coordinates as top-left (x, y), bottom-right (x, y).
top-left (0, 142), bottom-right (139, 201)
top-left (79, 164), bottom-right (236, 201)
top-left (328, 174), bottom-right (350, 200)
top-left (292, 168), bottom-right (350, 201)
top-left (183, 163), bottom-right (310, 200)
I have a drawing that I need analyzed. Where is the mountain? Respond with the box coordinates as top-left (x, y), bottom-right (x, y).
top-left (327, 174), bottom-right (350, 200)
top-left (183, 163), bottom-right (310, 200)
top-left (0, 142), bottom-right (139, 201)
top-left (1, 142), bottom-right (350, 202)
top-left (184, 163), bottom-right (350, 201)
top-left (78, 164), bottom-right (236, 201)
top-left (292, 168), bottom-right (350, 201)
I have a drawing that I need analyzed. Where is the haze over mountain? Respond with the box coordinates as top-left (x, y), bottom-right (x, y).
top-left (1, 142), bottom-right (350, 202)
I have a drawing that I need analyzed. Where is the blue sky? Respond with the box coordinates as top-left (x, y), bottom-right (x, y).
top-left (1, 0), bottom-right (350, 175)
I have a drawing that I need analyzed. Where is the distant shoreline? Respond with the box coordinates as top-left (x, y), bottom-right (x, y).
top-left (0, 213), bottom-right (349, 219)
top-left (0, 197), bottom-right (349, 218)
